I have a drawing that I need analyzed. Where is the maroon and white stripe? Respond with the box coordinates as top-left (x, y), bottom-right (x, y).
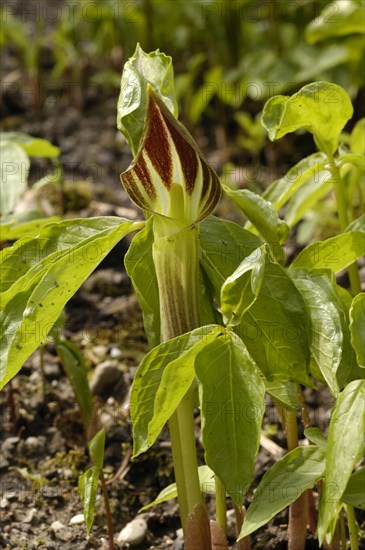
top-left (121, 86), bottom-right (221, 224)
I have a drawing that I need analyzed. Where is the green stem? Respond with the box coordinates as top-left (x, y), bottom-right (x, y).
top-left (100, 470), bottom-right (114, 550)
top-left (346, 505), bottom-right (359, 550)
top-left (215, 475), bottom-right (227, 534)
top-left (327, 154), bottom-right (361, 295)
top-left (153, 218), bottom-right (206, 532)
top-left (285, 408), bottom-right (308, 550)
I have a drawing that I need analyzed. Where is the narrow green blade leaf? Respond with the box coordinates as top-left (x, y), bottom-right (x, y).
top-left (139, 465), bottom-right (215, 512)
top-left (223, 187), bottom-right (289, 243)
top-left (342, 466), bottom-right (365, 510)
top-left (131, 325), bottom-right (222, 457)
top-left (195, 332), bottom-right (265, 506)
top-left (117, 44), bottom-right (178, 155)
top-left (0, 213), bottom-right (60, 241)
top-left (78, 467), bottom-right (100, 534)
top-left (239, 446), bottom-right (326, 539)
top-left (318, 380), bottom-right (365, 544)
top-left (221, 245), bottom-right (266, 326)
top-left (0, 218), bottom-right (143, 389)
top-left (262, 82), bottom-right (353, 155)
top-left (291, 231), bottom-right (365, 272)
top-left (89, 428), bottom-right (106, 469)
top-left (0, 141), bottom-right (30, 216)
top-left (56, 340), bottom-right (93, 425)
top-left (349, 293), bottom-right (365, 368)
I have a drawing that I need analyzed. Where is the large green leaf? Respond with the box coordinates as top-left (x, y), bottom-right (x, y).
top-left (0, 132), bottom-right (60, 158)
top-left (131, 325), bottom-right (223, 457)
top-left (239, 446), bottom-right (326, 539)
top-left (117, 44), bottom-right (178, 156)
top-left (221, 245), bottom-right (267, 326)
top-left (239, 261), bottom-right (311, 385)
top-left (291, 231), bottom-right (365, 272)
top-left (0, 141), bottom-right (30, 216)
top-left (306, 0), bottom-right (365, 44)
top-left (200, 216), bottom-right (262, 301)
top-left (195, 332), bottom-right (265, 506)
top-left (262, 82), bottom-right (353, 156)
top-left (78, 428), bottom-right (105, 534)
top-left (264, 380), bottom-right (299, 411)
top-left (349, 293), bottom-right (365, 368)
top-left (342, 466), bottom-right (365, 510)
top-left (262, 153), bottom-right (327, 211)
top-left (0, 217), bottom-right (143, 389)
top-left (223, 186), bottom-right (289, 243)
top-left (291, 270), bottom-right (343, 395)
top-left (318, 380), bottom-right (365, 544)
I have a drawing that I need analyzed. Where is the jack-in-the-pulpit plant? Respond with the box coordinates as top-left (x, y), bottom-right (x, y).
top-left (0, 44), bottom-right (364, 550)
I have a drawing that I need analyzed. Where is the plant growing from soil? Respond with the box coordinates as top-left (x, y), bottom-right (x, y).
top-left (0, 46), bottom-right (364, 549)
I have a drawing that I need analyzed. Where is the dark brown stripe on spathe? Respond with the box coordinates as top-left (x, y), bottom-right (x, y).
top-left (121, 172), bottom-right (148, 210)
top-left (134, 155), bottom-right (156, 200)
top-left (164, 115), bottom-right (198, 195)
top-left (144, 98), bottom-right (172, 189)
top-left (201, 170), bottom-right (221, 218)
top-left (200, 161), bottom-right (210, 200)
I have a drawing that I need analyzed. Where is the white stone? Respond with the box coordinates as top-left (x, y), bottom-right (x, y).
top-left (51, 520), bottom-right (66, 532)
top-left (69, 513), bottom-right (85, 525)
top-left (117, 518), bottom-right (148, 546)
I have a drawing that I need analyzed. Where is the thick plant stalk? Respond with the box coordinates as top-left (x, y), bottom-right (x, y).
top-left (153, 219), bottom-right (211, 546)
top-left (285, 409), bottom-right (308, 550)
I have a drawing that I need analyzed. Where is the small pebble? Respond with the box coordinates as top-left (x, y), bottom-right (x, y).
top-left (69, 513), bottom-right (85, 525)
top-left (110, 346), bottom-right (122, 359)
top-left (117, 518), bottom-right (148, 546)
top-left (90, 360), bottom-right (122, 395)
top-left (51, 520), bottom-right (66, 532)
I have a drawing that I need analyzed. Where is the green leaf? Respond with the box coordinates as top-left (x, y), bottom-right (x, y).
top-left (264, 380), bottom-right (299, 411)
top-left (0, 132), bottom-right (60, 158)
top-left (221, 245), bottom-right (267, 326)
top-left (239, 261), bottom-right (311, 385)
top-left (117, 44), bottom-right (178, 156)
top-left (55, 340), bottom-right (93, 425)
top-left (262, 153), bottom-right (327, 211)
top-left (139, 465), bottom-right (215, 512)
top-left (345, 213), bottom-right (365, 233)
top-left (291, 270), bottom-right (343, 395)
top-left (318, 380), bottom-right (365, 544)
top-left (284, 170), bottom-right (334, 228)
top-left (239, 446), bottom-right (326, 539)
top-left (342, 466), bottom-right (365, 510)
top-left (0, 217), bottom-right (143, 389)
top-left (195, 332), bottom-right (265, 506)
top-left (350, 118), bottom-right (365, 155)
top-left (78, 468), bottom-right (99, 534)
top-left (291, 231), bottom-right (365, 272)
top-left (0, 141), bottom-right (30, 216)
top-left (200, 216), bottom-right (263, 301)
top-left (262, 82), bottom-right (353, 156)
top-left (88, 427), bottom-right (106, 469)
top-left (223, 187), bottom-right (289, 243)
top-left (349, 293), bottom-right (365, 368)
top-left (124, 219), bottom-right (160, 348)
top-left (0, 212), bottom-right (60, 241)
top-left (131, 325), bottom-right (223, 457)
top-left (304, 427), bottom-right (328, 449)
top-left (306, 1), bottom-right (365, 44)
